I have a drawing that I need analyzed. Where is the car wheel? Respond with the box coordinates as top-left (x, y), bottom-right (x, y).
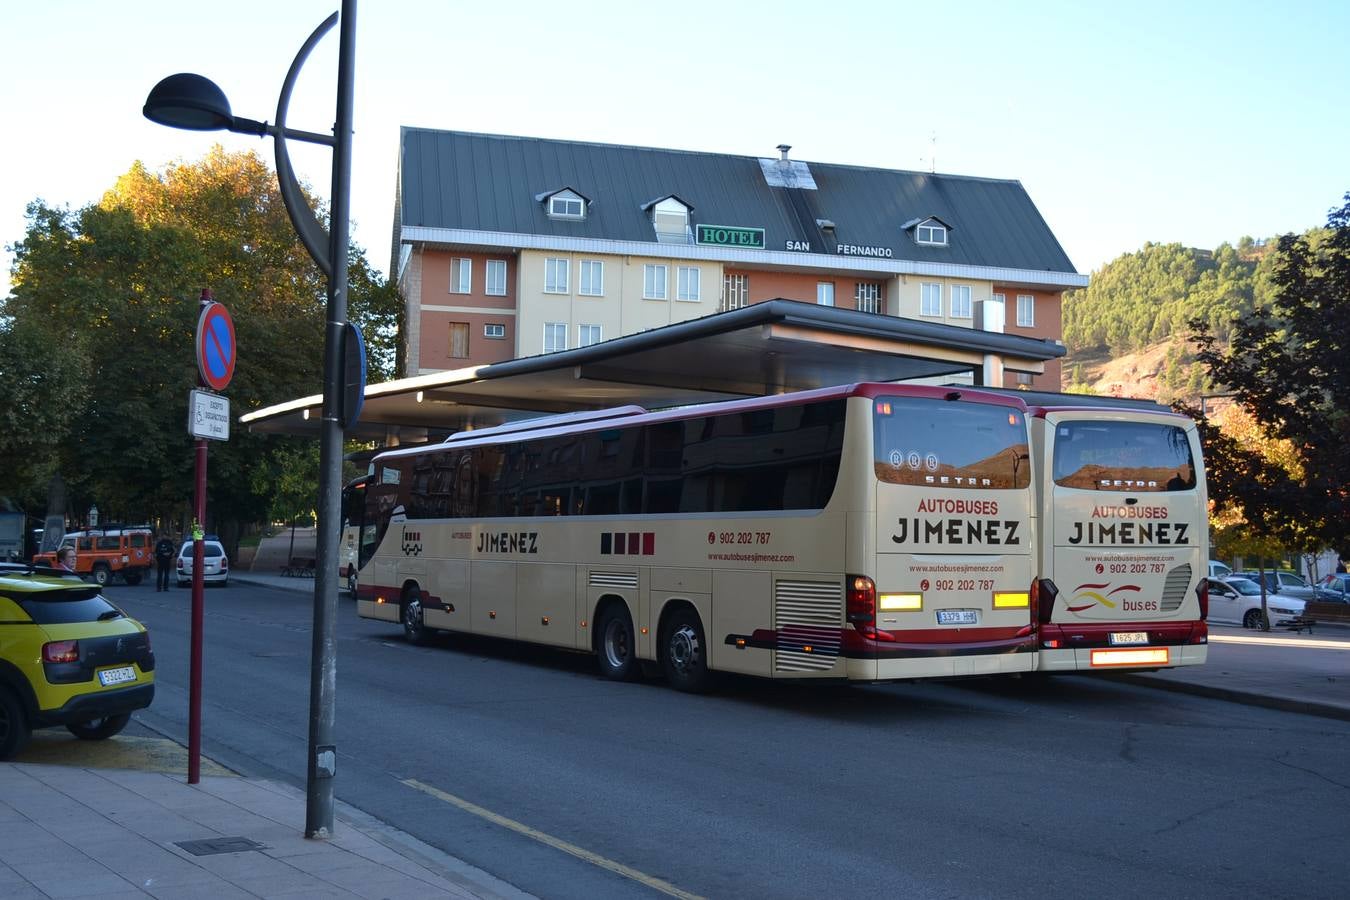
top-left (661, 606), bottom-right (713, 693)
top-left (66, 713), bottom-right (131, 741)
top-left (402, 588), bottom-right (429, 644)
top-left (596, 603), bottom-right (639, 682)
top-left (91, 563), bottom-right (112, 587)
top-left (0, 688), bottom-right (31, 760)
top-left (1243, 609), bottom-right (1269, 630)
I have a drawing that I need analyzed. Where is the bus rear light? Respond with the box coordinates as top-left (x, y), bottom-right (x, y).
top-left (1043, 639), bottom-right (1061, 649)
top-left (846, 574), bottom-right (878, 637)
top-left (735, 638), bottom-right (747, 649)
top-left (803, 645), bottom-right (813, 653)
top-left (879, 593), bottom-right (922, 611)
top-left (1090, 648), bottom-right (1170, 667)
top-left (875, 401), bottom-right (892, 416)
top-left (993, 591), bottom-right (1030, 609)
top-left (43, 640), bottom-right (79, 663)
top-left (1195, 579), bottom-right (1209, 620)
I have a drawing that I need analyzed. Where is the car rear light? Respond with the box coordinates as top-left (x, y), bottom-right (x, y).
top-left (221, 558), bottom-right (228, 570)
top-left (177, 559), bottom-right (184, 571)
top-left (846, 575), bottom-right (877, 638)
top-left (1033, 578), bottom-right (1058, 625)
top-left (43, 640), bottom-right (79, 663)
top-left (1195, 579), bottom-right (1208, 620)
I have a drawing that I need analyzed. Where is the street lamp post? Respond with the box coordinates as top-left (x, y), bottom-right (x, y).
top-left (144, 1), bottom-right (356, 839)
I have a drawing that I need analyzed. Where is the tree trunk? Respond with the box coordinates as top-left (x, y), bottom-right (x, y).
top-left (1257, 556), bottom-right (1270, 631)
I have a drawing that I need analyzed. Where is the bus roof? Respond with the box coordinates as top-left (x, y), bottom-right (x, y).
top-left (375, 382), bottom-right (1029, 463)
top-left (441, 405), bottom-right (649, 443)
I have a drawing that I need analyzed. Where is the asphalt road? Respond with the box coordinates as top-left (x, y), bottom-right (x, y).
top-left (110, 580), bottom-right (1350, 899)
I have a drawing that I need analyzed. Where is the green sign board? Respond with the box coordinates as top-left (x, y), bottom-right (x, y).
top-left (695, 223), bottom-right (765, 249)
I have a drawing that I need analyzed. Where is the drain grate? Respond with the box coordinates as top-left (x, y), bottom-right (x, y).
top-left (175, 837), bottom-right (267, 856)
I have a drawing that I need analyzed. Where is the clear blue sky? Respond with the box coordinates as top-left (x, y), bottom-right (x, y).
top-left (3, 0), bottom-right (1347, 297)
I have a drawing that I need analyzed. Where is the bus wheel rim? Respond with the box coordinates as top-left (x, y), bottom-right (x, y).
top-left (604, 618), bottom-right (629, 667)
top-left (669, 625), bottom-right (699, 672)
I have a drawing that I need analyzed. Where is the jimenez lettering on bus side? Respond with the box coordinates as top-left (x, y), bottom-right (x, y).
top-left (1067, 522), bottom-right (1189, 545)
top-left (475, 531), bottom-right (540, 554)
top-left (893, 500), bottom-right (1019, 545)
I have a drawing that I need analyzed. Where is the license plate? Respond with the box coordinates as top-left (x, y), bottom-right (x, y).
top-left (1109, 631), bottom-right (1149, 646)
top-left (98, 666), bottom-right (136, 687)
top-left (937, 609), bottom-right (978, 626)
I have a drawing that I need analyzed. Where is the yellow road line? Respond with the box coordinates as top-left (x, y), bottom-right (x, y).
top-left (403, 778), bottom-right (703, 900)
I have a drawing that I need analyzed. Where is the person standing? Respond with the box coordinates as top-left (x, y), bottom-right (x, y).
top-left (154, 532), bottom-right (176, 591)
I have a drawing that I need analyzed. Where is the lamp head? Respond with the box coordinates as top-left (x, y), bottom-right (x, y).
top-left (143, 73), bottom-right (234, 131)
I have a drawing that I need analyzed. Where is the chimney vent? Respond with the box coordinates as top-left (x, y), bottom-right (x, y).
top-left (776, 144), bottom-right (792, 161)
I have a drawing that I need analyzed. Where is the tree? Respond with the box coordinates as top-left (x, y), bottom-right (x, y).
top-left (1189, 192), bottom-right (1350, 556)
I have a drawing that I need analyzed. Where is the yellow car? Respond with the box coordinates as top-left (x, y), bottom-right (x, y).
top-left (0, 567), bottom-right (155, 759)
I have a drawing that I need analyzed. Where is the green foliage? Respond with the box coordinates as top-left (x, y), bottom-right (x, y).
top-left (1189, 192), bottom-right (1350, 555)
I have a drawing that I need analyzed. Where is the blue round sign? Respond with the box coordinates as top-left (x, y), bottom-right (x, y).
top-left (196, 302), bottom-right (236, 391)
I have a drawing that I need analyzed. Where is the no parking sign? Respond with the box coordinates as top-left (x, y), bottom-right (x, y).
top-left (196, 301), bottom-right (236, 392)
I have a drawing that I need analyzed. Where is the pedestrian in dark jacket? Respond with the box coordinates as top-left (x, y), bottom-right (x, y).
top-left (154, 533), bottom-right (176, 591)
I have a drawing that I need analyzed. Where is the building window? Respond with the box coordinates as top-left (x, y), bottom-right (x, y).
top-left (644, 264), bottom-right (668, 300)
top-left (817, 282), bottom-right (835, 307)
top-left (916, 221), bottom-right (948, 246)
top-left (1017, 294), bottom-right (1035, 327)
top-left (855, 282), bottom-right (883, 314)
top-left (652, 197), bottom-right (691, 244)
top-left (951, 284), bottom-right (972, 319)
top-left (578, 324), bottom-right (603, 346)
top-left (484, 323), bottom-right (506, 339)
top-left (721, 273), bottom-right (748, 311)
top-left (450, 258), bottom-right (471, 294)
top-left (486, 260), bottom-right (507, 296)
top-left (448, 322), bottom-right (469, 358)
top-left (543, 322), bottom-right (567, 353)
top-left (545, 258), bottom-right (569, 294)
top-left (548, 190), bottom-right (585, 220)
top-left (920, 282), bottom-right (942, 317)
top-left (677, 266), bottom-right (701, 301)
top-left (580, 260), bottom-right (604, 296)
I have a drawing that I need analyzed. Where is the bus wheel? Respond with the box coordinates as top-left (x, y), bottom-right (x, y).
top-left (662, 607), bottom-right (712, 693)
top-left (597, 603), bottom-right (639, 682)
top-left (91, 564), bottom-right (112, 587)
top-left (402, 589), bottom-right (429, 644)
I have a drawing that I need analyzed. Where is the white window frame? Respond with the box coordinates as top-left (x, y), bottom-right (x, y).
top-left (543, 322), bottom-right (567, 353)
top-left (484, 323), bottom-right (506, 339)
top-left (951, 284), bottom-right (972, 319)
top-left (485, 259), bottom-right (507, 296)
top-left (920, 282), bottom-right (942, 317)
top-left (817, 282), bottom-right (835, 307)
top-left (644, 264), bottom-right (668, 300)
top-left (721, 273), bottom-right (748, 311)
top-left (578, 324), bottom-right (602, 347)
top-left (652, 197), bottom-right (691, 243)
top-left (579, 260), bottom-right (604, 296)
top-left (548, 191), bottom-right (585, 220)
top-left (1017, 294), bottom-right (1035, 327)
top-left (677, 266), bottom-right (701, 302)
top-left (545, 258), bottom-right (569, 294)
top-left (450, 258), bottom-right (471, 294)
top-left (916, 221), bottom-right (948, 246)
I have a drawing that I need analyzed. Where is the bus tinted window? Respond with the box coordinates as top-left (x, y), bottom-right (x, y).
top-left (1053, 421), bottom-right (1195, 491)
top-left (873, 396), bottom-right (1030, 489)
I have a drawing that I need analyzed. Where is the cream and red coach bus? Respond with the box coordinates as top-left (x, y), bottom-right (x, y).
top-left (354, 383), bottom-right (1038, 691)
top-left (1028, 404), bottom-right (1209, 672)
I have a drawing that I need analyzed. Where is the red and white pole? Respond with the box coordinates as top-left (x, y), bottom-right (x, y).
top-left (188, 288), bottom-right (212, 784)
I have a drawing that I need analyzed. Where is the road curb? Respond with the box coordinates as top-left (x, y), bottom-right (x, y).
top-left (1112, 673), bottom-right (1350, 723)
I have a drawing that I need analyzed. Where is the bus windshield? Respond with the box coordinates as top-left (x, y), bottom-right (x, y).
top-left (873, 396), bottom-right (1030, 489)
top-left (1053, 420), bottom-right (1195, 492)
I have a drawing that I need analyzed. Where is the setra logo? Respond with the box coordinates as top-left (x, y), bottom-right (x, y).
top-left (400, 528), bottom-right (423, 557)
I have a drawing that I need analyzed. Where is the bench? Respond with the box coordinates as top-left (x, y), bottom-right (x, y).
top-left (1305, 601), bottom-right (1350, 626)
top-left (282, 557), bottom-right (316, 577)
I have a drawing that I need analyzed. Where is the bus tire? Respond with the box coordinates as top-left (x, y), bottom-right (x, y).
top-left (596, 603), bottom-right (639, 682)
top-left (661, 606), bottom-right (712, 693)
top-left (91, 564), bottom-right (112, 587)
top-left (402, 588), bottom-right (430, 644)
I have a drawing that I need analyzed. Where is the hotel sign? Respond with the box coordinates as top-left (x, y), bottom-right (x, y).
top-left (695, 224), bottom-right (765, 249)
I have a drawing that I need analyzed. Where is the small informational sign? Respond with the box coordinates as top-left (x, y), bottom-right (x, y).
top-left (188, 389), bottom-right (230, 441)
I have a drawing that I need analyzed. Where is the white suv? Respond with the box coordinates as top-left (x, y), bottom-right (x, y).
top-left (177, 541), bottom-right (229, 587)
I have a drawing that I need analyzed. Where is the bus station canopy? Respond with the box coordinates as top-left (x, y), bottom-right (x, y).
top-left (241, 299), bottom-right (1067, 442)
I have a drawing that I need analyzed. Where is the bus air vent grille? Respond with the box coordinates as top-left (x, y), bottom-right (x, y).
top-left (775, 580), bottom-right (843, 672)
top-left (1160, 563), bottom-right (1191, 612)
top-left (590, 571), bottom-right (638, 589)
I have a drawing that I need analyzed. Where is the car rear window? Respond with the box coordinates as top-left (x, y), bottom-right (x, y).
top-left (17, 589), bottom-right (124, 624)
top-left (180, 544), bottom-right (224, 558)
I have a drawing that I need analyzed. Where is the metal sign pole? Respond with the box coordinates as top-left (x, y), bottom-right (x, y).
top-left (188, 287), bottom-right (213, 785)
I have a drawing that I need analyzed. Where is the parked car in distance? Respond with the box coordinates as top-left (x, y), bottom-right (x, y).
top-left (176, 541), bottom-right (228, 587)
top-left (1208, 560), bottom-right (1232, 578)
top-left (1234, 570), bottom-right (1317, 600)
top-left (1314, 573), bottom-right (1350, 603)
top-left (1205, 577), bottom-right (1308, 629)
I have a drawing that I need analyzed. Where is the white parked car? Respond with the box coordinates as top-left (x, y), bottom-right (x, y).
top-left (1205, 577), bottom-right (1306, 629)
top-left (177, 540), bottom-right (229, 587)
top-left (1208, 560), bottom-right (1232, 578)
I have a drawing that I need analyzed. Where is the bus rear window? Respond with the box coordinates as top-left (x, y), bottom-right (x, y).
top-left (874, 397), bottom-right (1030, 489)
top-left (1053, 421), bottom-right (1195, 491)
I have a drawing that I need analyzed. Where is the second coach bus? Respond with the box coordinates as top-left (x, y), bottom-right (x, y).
top-left (354, 383), bottom-right (1039, 691)
top-left (1028, 404), bottom-right (1209, 672)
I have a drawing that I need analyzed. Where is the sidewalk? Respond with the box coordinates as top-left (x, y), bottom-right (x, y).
top-left (0, 763), bottom-right (532, 899)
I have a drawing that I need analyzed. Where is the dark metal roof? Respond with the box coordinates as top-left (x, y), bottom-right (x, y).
top-left (398, 129), bottom-right (1080, 274)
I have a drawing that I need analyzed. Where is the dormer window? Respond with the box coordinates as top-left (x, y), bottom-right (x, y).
top-left (538, 188), bottom-right (589, 220)
top-left (906, 216), bottom-right (951, 247)
top-left (643, 195), bottom-right (694, 244)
